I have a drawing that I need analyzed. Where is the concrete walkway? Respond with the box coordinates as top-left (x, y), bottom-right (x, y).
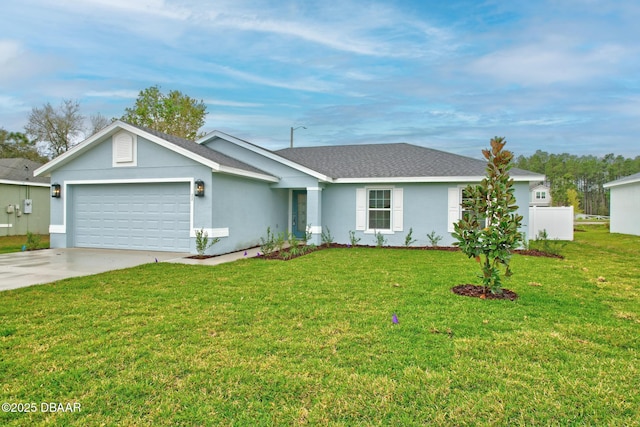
top-left (0, 247), bottom-right (262, 292)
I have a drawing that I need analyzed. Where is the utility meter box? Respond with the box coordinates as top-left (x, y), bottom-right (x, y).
top-left (24, 199), bottom-right (33, 214)
top-left (6, 204), bottom-right (14, 214)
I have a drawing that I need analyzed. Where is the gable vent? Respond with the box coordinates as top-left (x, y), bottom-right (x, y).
top-left (113, 132), bottom-right (136, 166)
top-left (115, 133), bottom-right (134, 162)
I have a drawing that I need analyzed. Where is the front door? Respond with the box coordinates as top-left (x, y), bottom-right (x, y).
top-left (292, 190), bottom-right (307, 239)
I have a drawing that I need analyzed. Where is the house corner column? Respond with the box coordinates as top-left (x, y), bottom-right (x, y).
top-left (306, 187), bottom-right (323, 245)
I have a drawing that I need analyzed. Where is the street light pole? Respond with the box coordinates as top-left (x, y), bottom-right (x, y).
top-left (290, 126), bottom-right (306, 148)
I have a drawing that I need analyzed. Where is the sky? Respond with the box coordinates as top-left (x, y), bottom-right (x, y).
top-left (2, 0), bottom-right (640, 159)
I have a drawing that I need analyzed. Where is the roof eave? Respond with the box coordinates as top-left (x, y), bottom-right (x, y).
top-left (604, 177), bottom-right (640, 188)
top-left (217, 166), bottom-right (279, 183)
top-left (333, 174), bottom-right (545, 184)
top-left (200, 130), bottom-right (333, 183)
top-left (33, 122), bottom-right (277, 183)
top-left (0, 179), bottom-right (50, 187)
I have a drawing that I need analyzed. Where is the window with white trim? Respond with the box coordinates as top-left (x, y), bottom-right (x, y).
top-left (368, 189), bottom-right (391, 229)
top-left (356, 187), bottom-right (403, 232)
top-left (535, 191), bottom-right (546, 200)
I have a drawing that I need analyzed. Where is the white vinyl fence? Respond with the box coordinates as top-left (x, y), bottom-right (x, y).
top-left (529, 206), bottom-right (574, 241)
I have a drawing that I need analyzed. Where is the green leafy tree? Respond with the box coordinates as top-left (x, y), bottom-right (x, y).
top-left (121, 85), bottom-right (207, 140)
top-left (0, 129), bottom-right (47, 162)
top-left (566, 188), bottom-right (582, 214)
top-left (24, 99), bottom-right (85, 157)
top-left (452, 137), bottom-right (523, 295)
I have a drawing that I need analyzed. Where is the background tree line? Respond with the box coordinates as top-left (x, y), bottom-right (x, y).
top-left (514, 151), bottom-right (640, 216)
top-left (1, 86), bottom-right (207, 161)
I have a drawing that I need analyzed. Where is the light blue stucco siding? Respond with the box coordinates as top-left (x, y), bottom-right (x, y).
top-left (49, 135), bottom-right (217, 252)
top-left (322, 181), bottom-right (533, 247)
top-left (205, 172), bottom-right (288, 254)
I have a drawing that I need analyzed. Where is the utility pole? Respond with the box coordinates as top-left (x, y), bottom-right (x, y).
top-left (290, 126), bottom-right (306, 148)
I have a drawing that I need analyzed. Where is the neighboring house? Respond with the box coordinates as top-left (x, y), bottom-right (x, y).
top-left (529, 182), bottom-right (551, 207)
top-left (603, 172), bottom-right (640, 236)
top-left (35, 121), bottom-right (544, 254)
top-left (0, 158), bottom-right (50, 236)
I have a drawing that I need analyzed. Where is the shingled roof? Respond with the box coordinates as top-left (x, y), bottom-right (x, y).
top-left (604, 171), bottom-right (640, 188)
top-left (275, 143), bottom-right (539, 180)
top-left (129, 124), bottom-right (274, 177)
top-left (0, 158), bottom-right (50, 184)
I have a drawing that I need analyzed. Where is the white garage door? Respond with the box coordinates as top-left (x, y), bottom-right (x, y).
top-left (73, 182), bottom-right (191, 252)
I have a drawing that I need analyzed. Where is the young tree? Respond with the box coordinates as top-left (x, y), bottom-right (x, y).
top-left (452, 137), bottom-right (523, 295)
top-left (24, 99), bottom-right (85, 157)
top-left (120, 85), bottom-right (207, 140)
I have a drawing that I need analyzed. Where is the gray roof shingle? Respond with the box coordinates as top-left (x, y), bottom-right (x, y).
top-left (0, 158), bottom-right (49, 183)
top-left (275, 143), bottom-right (538, 179)
top-left (128, 124), bottom-right (275, 177)
top-left (604, 171), bottom-right (640, 187)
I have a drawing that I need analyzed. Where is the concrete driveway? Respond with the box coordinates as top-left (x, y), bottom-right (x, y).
top-left (0, 248), bottom-right (188, 291)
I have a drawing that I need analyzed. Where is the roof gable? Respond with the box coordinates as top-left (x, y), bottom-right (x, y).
top-left (34, 121), bottom-right (277, 182)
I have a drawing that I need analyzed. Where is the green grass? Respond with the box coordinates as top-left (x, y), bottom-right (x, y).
top-left (0, 235), bottom-right (50, 254)
top-left (1, 226), bottom-right (638, 425)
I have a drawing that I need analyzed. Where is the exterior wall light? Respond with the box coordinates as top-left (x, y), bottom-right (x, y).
top-left (194, 179), bottom-right (205, 197)
top-left (51, 183), bottom-right (61, 198)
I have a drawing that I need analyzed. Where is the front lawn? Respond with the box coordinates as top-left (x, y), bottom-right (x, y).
top-left (1, 226), bottom-right (638, 425)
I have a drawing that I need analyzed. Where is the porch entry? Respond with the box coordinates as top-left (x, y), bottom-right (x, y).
top-left (291, 190), bottom-right (307, 239)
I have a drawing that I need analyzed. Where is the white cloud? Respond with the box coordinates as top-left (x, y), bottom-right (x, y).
top-left (85, 90), bottom-right (140, 99)
top-left (469, 37), bottom-right (628, 86)
top-left (65, 0), bottom-right (191, 20)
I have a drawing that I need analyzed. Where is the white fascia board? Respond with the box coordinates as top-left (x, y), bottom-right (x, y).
top-left (33, 122), bottom-right (275, 183)
top-left (199, 130), bottom-right (333, 183)
top-left (333, 175), bottom-right (545, 184)
top-left (604, 177), bottom-right (640, 188)
top-left (217, 165), bottom-right (279, 183)
top-left (0, 179), bottom-right (50, 187)
top-left (35, 121), bottom-right (126, 177)
top-left (32, 121), bottom-right (223, 176)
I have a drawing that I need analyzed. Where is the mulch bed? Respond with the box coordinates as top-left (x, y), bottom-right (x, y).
top-left (514, 249), bottom-right (563, 259)
top-left (451, 284), bottom-right (519, 300)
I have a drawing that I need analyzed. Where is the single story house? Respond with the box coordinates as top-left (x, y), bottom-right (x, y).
top-left (0, 158), bottom-right (50, 236)
top-left (529, 182), bottom-right (551, 207)
top-left (603, 172), bottom-right (640, 236)
top-left (35, 121), bottom-right (544, 254)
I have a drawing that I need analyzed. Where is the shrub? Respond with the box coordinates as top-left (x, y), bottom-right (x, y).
top-left (404, 227), bottom-right (417, 247)
top-left (260, 227), bottom-right (276, 256)
top-left (25, 232), bottom-right (41, 251)
top-left (195, 229), bottom-right (220, 256)
top-left (529, 229), bottom-right (567, 256)
top-left (426, 230), bottom-right (442, 247)
top-left (374, 231), bottom-right (387, 248)
top-left (348, 230), bottom-right (361, 247)
top-left (452, 137), bottom-right (523, 295)
top-left (321, 226), bottom-right (334, 246)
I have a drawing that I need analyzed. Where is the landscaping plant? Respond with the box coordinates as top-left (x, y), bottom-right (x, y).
top-left (426, 230), bottom-right (443, 247)
top-left (404, 227), bottom-right (417, 247)
top-left (348, 230), bottom-right (361, 247)
top-left (25, 232), bottom-right (41, 251)
top-left (452, 137), bottom-right (523, 295)
top-left (195, 228), bottom-right (220, 256)
top-left (321, 226), bottom-right (334, 247)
